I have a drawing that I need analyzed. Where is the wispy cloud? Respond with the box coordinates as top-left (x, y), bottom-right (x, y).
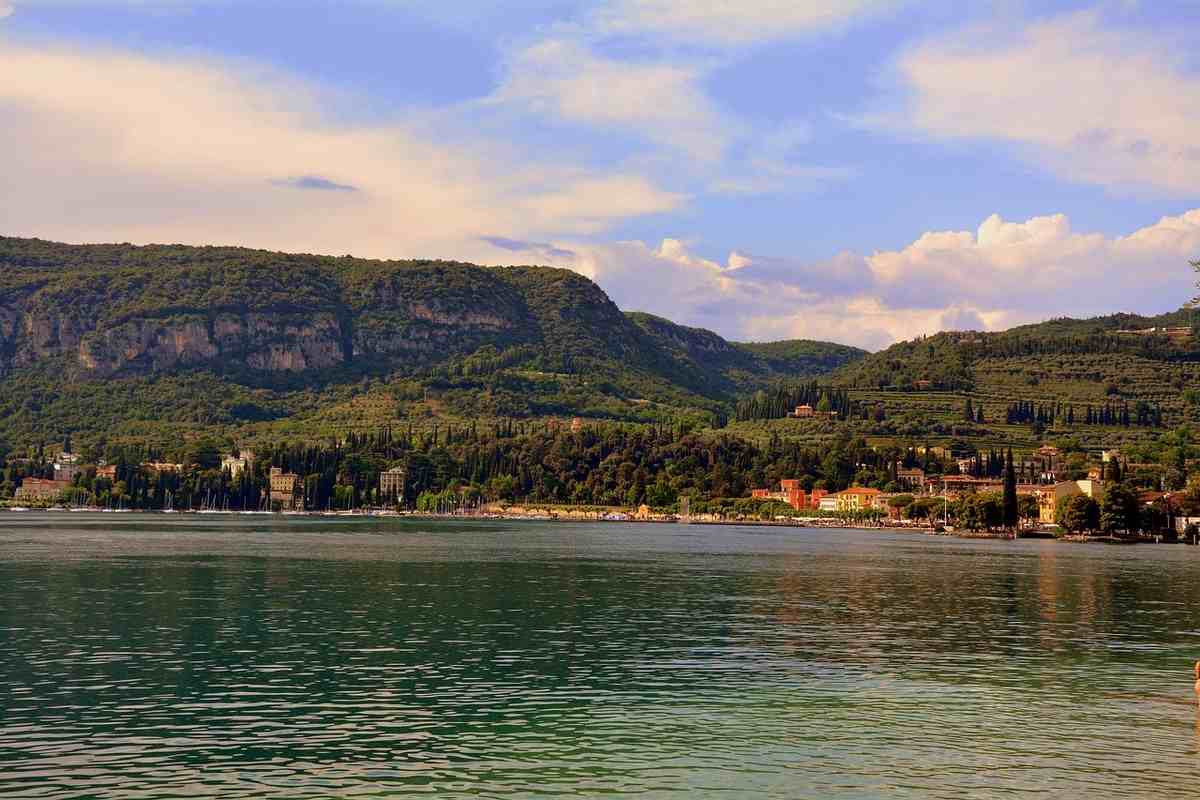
top-left (889, 11), bottom-right (1200, 193)
top-left (592, 0), bottom-right (906, 47)
top-left (492, 37), bottom-right (731, 163)
top-left (480, 236), bottom-right (576, 260)
top-left (0, 41), bottom-right (681, 259)
top-left (276, 175), bottom-right (359, 192)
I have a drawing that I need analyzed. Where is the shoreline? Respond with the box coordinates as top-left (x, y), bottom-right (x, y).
top-left (0, 506), bottom-right (1190, 545)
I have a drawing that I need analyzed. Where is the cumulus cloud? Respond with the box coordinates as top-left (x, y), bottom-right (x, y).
top-left (893, 11), bottom-right (1200, 193)
top-left (491, 209), bottom-right (1200, 350)
top-left (594, 0), bottom-right (905, 47)
top-left (0, 41), bottom-right (681, 258)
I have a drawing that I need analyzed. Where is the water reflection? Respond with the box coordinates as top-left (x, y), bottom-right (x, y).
top-left (1, 515), bottom-right (1199, 798)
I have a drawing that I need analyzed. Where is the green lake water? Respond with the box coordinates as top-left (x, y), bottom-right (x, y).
top-left (2, 514), bottom-right (1199, 798)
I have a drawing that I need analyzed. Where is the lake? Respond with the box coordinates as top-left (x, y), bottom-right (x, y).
top-left (1, 514), bottom-right (1198, 798)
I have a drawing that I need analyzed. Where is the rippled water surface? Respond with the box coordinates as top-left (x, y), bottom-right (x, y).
top-left (2, 515), bottom-right (1200, 798)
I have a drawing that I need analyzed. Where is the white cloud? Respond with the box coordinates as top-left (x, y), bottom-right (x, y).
top-left (0, 3), bottom-right (13, 18)
top-left (594, 0), bottom-right (904, 47)
top-left (492, 37), bottom-right (732, 163)
top-left (487, 209), bottom-right (1200, 350)
top-left (0, 41), bottom-right (681, 258)
top-left (894, 11), bottom-right (1200, 193)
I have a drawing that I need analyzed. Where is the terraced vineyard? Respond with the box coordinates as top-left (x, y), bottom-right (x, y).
top-left (722, 310), bottom-right (1200, 453)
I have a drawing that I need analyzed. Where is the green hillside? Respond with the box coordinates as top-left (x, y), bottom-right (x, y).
top-left (725, 309), bottom-right (1200, 454)
top-left (0, 236), bottom-right (862, 449)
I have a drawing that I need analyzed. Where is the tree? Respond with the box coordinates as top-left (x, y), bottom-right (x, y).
top-left (1140, 502), bottom-right (1168, 535)
top-left (185, 438), bottom-right (222, 470)
top-left (1003, 448), bottom-right (1018, 529)
top-left (1100, 482), bottom-right (1140, 536)
top-left (887, 494), bottom-right (915, 518)
top-left (1018, 494), bottom-right (1039, 523)
top-left (1057, 493), bottom-right (1099, 533)
top-left (1192, 258), bottom-right (1200, 307)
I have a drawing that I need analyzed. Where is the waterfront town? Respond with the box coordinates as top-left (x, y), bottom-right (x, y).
top-left (3, 423), bottom-right (1199, 542)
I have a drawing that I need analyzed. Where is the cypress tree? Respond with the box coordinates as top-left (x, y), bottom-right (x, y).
top-left (1003, 448), bottom-right (1019, 529)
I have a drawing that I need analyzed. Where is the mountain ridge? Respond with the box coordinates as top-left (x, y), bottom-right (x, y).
top-left (0, 236), bottom-right (863, 447)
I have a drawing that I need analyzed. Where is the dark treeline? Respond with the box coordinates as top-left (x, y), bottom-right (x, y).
top-left (735, 383), bottom-right (853, 422)
top-left (970, 329), bottom-right (1198, 362)
top-left (1004, 400), bottom-right (1163, 428)
top-left (2, 424), bottom-right (958, 512)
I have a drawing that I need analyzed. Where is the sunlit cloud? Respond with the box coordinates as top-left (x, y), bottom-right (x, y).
top-left (489, 209), bottom-right (1200, 349)
top-left (0, 41), bottom-right (681, 258)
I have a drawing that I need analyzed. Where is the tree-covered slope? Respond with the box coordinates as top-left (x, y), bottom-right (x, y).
top-left (0, 236), bottom-right (861, 447)
top-left (831, 309), bottom-right (1200, 392)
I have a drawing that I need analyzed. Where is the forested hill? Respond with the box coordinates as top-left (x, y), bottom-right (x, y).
top-left (831, 309), bottom-right (1200, 392)
top-left (0, 236), bottom-right (863, 446)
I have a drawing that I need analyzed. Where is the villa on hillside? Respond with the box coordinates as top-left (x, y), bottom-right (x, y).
top-left (269, 467), bottom-right (302, 511)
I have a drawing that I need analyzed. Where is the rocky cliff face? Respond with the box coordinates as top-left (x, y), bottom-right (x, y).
top-left (0, 307), bottom-right (353, 376)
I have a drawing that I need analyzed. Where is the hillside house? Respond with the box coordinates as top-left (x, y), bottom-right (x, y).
top-left (897, 468), bottom-right (927, 490)
top-left (53, 461), bottom-right (81, 483)
top-left (222, 450), bottom-right (256, 478)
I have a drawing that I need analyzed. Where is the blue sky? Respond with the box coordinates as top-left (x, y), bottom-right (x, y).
top-left (1, 0), bottom-right (1199, 348)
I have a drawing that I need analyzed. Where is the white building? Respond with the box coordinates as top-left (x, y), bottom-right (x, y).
top-left (222, 450), bottom-right (256, 478)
